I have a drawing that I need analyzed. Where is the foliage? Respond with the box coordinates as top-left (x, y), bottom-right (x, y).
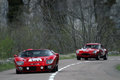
top-left (0, 62), bottom-right (15, 72)
top-left (59, 53), bottom-right (76, 60)
top-left (116, 64), bottom-right (120, 71)
top-left (0, 36), bottom-right (14, 58)
top-left (0, 0), bottom-right (120, 59)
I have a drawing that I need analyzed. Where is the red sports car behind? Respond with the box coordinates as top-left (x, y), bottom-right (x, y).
top-left (14, 49), bottom-right (59, 74)
top-left (76, 43), bottom-right (108, 60)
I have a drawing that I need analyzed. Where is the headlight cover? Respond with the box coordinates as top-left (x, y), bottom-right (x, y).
top-left (16, 61), bottom-right (24, 65)
top-left (46, 59), bottom-right (54, 64)
top-left (76, 50), bottom-right (79, 54)
top-left (93, 50), bottom-right (97, 54)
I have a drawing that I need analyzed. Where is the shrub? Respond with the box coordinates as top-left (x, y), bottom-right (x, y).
top-left (0, 36), bottom-right (14, 59)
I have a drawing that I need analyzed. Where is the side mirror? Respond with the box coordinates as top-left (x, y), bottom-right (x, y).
top-left (55, 53), bottom-right (59, 57)
top-left (14, 55), bottom-right (18, 57)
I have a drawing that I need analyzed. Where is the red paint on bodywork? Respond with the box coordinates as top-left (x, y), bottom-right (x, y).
top-left (14, 49), bottom-right (59, 73)
top-left (76, 43), bottom-right (108, 59)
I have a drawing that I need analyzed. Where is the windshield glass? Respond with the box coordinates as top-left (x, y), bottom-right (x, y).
top-left (19, 50), bottom-right (53, 57)
top-left (84, 45), bottom-right (99, 49)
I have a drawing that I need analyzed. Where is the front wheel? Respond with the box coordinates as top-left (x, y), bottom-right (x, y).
top-left (16, 69), bottom-right (21, 74)
top-left (52, 64), bottom-right (58, 72)
top-left (77, 56), bottom-right (81, 60)
top-left (96, 54), bottom-right (100, 60)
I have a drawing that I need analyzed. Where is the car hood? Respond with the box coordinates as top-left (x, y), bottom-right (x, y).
top-left (14, 56), bottom-right (55, 63)
top-left (79, 48), bottom-right (99, 53)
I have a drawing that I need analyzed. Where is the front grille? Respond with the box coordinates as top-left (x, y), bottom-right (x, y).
top-left (23, 66), bottom-right (36, 71)
top-left (81, 53), bottom-right (90, 55)
top-left (44, 66), bottom-right (48, 70)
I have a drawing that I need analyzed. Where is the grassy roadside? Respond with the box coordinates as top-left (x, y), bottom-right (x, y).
top-left (59, 53), bottom-right (76, 60)
top-left (108, 54), bottom-right (120, 56)
top-left (116, 64), bottom-right (120, 71)
top-left (0, 62), bottom-right (15, 72)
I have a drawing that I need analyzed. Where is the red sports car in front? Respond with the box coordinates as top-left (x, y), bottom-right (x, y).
top-left (76, 43), bottom-right (108, 60)
top-left (14, 49), bottom-right (59, 74)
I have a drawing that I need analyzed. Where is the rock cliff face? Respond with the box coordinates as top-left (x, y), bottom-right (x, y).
top-left (0, 0), bottom-right (120, 27)
top-left (22, 0), bottom-right (43, 25)
top-left (111, 0), bottom-right (120, 27)
top-left (0, 0), bottom-right (8, 27)
top-left (0, 0), bottom-right (43, 26)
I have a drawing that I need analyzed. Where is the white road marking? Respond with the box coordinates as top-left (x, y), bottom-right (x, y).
top-left (109, 59), bottom-right (120, 61)
top-left (76, 62), bottom-right (82, 64)
top-left (110, 59), bottom-right (115, 60)
top-left (48, 59), bottom-right (120, 80)
top-left (83, 61), bottom-right (91, 63)
top-left (48, 61), bottom-right (91, 80)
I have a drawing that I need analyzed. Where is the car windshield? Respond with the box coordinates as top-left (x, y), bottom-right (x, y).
top-left (19, 50), bottom-right (53, 57)
top-left (84, 45), bottom-right (99, 49)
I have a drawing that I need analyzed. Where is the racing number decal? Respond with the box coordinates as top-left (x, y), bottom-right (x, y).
top-left (28, 58), bottom-right (42, 62)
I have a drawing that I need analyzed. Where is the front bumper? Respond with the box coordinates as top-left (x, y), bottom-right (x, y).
top-left (77, 53), bottom-right (97, 58)
top-left (16, 65), bottom-right (53, 72)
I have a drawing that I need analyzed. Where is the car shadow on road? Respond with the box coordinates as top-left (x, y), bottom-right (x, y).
top-left (6, 70), bottom-right (54, 75)
top-left (79, 58), bottom-right (106, 61)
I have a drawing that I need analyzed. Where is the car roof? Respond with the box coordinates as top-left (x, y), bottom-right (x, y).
top-left (23, 49), bottom-right (49, 52)
top-left (85, 43), bottom-right (101, 45)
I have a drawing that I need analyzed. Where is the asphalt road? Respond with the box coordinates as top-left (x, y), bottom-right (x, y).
top-left (0, 56), bottom-right (120, 80)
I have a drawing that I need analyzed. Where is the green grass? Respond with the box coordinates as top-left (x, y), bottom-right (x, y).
top-left (0, 62), bottom-right (15, 72)
top-left (59, 53), bottom-right (76, 60)
top-left (108, 54), bottom-right (120, 56)
top-left (116, 64), bottom-right (120, 71)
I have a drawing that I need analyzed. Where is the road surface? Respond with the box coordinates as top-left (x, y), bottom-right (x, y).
top-left (0, 56), bottom-right (120, 80)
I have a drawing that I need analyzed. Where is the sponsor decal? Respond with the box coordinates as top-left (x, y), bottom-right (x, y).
top-left (81, 49), bottom-right (89, 52)
top-left (83, 49), bottom-right (86, 51)
top-left (28, 58), bottom-right (42, 62)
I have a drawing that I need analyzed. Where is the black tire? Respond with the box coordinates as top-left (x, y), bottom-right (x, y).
top-left (16, 69), bottom-right (21, 74)
top-left (77, 56), bottom-right (81, 60)
top-left (56, 65), bottom-right (58, 71)
top-left (52, 63), bottom-right (58, 72)
top-left (103, 53), bottom-right (108, 60)
top-left (52, 60), bottom-right (58, 72)
top-left (96, 54), bottom-right (100, 60)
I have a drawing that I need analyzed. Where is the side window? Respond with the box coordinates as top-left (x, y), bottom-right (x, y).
top-left (51, 50), bottom-right (55, 54)
top-left (101, 45), bottom-right (104, 49)
top-left (98, 45), bottom-right (101, 49)
top-left (19, 52), bottom-right (26, 57)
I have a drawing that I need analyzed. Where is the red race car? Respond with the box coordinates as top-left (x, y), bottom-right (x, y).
top-left (76, 43), bottom-right (108, 60)
top-left (14, 49), bottom-right (59, 74)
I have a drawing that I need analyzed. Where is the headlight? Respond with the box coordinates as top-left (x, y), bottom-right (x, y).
top-left (93, 50), bottom-right (97, 54)
top-left (76, 50), bottom-right (79, 54)
top-left (16, 61), bottom-right (24, 65)
top-left (46, 59), bottom-right (54, 64)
